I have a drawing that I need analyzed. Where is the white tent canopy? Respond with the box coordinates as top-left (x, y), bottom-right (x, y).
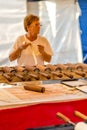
top-left (0, 0), bottom-right (83, 66)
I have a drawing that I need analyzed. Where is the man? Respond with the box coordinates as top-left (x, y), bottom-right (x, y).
top-left (9, 14), bottom-right (53, 66)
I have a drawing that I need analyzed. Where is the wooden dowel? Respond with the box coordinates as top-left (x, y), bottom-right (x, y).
top-left (39, 72), bottom-right (50, 79)
top-left (2, 73), bottom-right (12, 81)
top-left (74, 70), bottom-right (86, 77)
top-left (62, 72), bottom-right (73, 78)
top-left (28, 73), bottom-right (39, 80)
top-left (24, 85), bottom-right (45, 93)
top-left (51, 71), bottom-right (63, 78)
top-left (74, 111), bottom-right (87, 120)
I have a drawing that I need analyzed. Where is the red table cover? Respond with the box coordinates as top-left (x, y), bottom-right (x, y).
top-left (0, 99), bottom-right (87, 130)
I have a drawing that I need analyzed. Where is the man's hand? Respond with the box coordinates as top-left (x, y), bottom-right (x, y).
top-left (9, 42), bottom-right (31, 61)
top-left (38, 45), bottom-right (51, 62)
top-left (38, 45), bottom-right (44, 54)
top-left (20, 42), bottom-right (31, 50)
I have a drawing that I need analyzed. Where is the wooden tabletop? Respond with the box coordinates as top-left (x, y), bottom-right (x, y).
top-left (0, 81), bottom-right (87, 110)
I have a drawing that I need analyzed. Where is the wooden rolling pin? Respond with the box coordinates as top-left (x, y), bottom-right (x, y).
top-left (24, 85), bottom-right (45, 93)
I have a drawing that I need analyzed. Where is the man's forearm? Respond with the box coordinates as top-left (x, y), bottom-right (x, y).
top-left (9, 48), bottom-right (21, 61)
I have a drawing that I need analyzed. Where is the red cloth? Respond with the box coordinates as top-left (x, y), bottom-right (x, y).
top-left (0, 99), bottom-right (87, 130)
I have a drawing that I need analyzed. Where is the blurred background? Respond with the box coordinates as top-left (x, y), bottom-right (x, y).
top-left (0, 0), bottom-right (87, 66)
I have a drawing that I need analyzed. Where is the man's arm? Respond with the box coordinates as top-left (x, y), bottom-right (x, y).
top-left (38, 45), bottom-right (52, 62)
top-left (9, 42), bottom-right (30, 61)
top-left (9, 48), bottom-right (21, 61)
